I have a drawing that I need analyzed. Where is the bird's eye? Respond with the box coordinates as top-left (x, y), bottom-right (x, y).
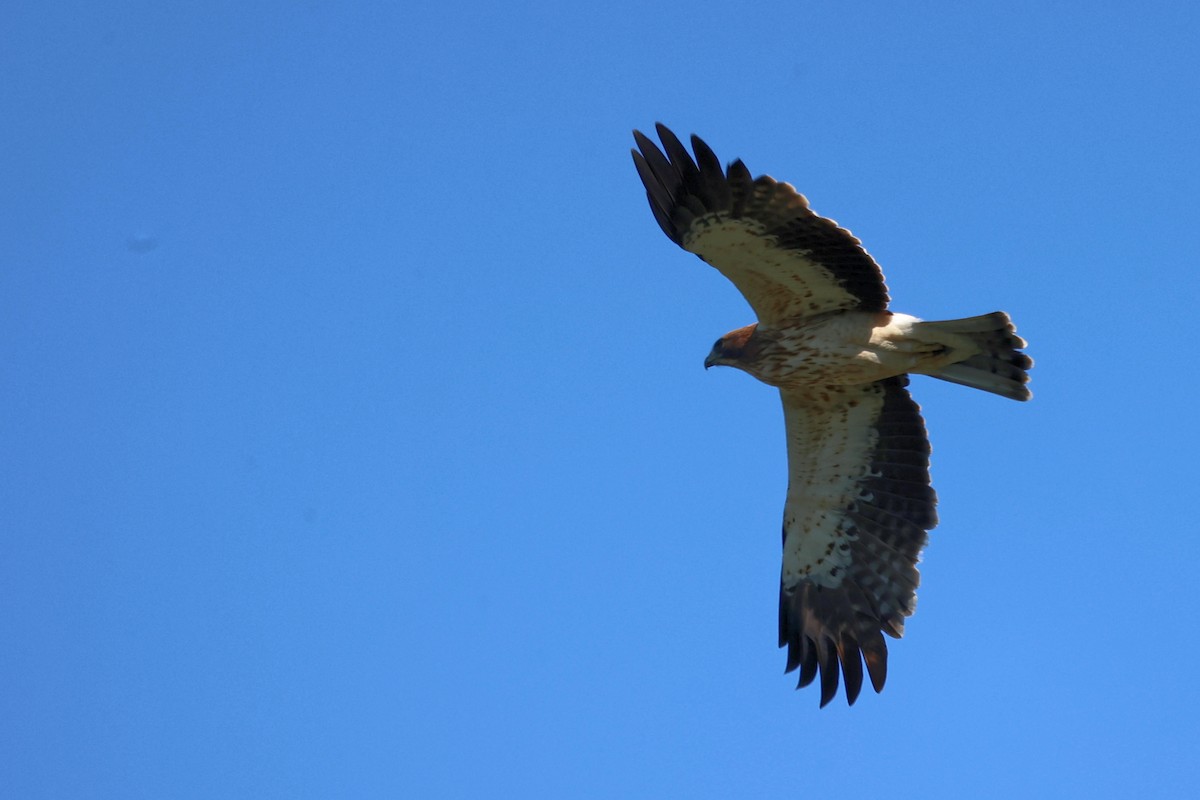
top-left (712, 338), bottom-right (724, 351)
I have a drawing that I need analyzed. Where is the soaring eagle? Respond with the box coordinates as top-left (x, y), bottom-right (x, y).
top-left (631, 124), bottom-right (1031, 707)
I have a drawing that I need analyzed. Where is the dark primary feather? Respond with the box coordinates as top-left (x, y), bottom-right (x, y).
top-left (631, 123), bottom-right (891, 319)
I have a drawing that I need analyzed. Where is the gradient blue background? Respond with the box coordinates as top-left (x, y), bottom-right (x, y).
top-left (4, 2), bottom-right (1198, 797)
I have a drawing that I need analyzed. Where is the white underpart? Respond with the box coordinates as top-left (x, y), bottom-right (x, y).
top-left (685, 217), bottom-right (862, 323)
top-left (780, 390), bottom-right (884, 590)
top-left (753, 312), bottom-right (963, 389)
top-left (792, 312), bottom-right (982, 383)
top-left (882, 313), bottom-right (986, 365)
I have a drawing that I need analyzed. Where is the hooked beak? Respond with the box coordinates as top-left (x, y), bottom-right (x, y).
top-left (704, 353), bottom-right (718, 370)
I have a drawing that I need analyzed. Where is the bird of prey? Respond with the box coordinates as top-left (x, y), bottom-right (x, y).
top-left (631, 124), bottom-right (1031, 707)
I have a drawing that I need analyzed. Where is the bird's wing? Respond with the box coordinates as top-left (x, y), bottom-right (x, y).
top-left (777, 377), bottom-right (937, 707)
top-left (632, 123), bottom-right (890, 326)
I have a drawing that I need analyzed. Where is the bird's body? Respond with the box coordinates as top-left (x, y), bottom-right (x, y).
top-left (708, 311), bottom-right (980, 389)
top-left (631, 124), bottom-right (1031, 706)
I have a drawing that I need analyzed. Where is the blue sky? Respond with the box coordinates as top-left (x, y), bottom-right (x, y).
top-left (3, 2), bottom-right (1199, 797)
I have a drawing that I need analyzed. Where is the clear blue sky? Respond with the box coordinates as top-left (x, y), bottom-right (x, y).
top-left (3, 2), bottom-right (1198, 797)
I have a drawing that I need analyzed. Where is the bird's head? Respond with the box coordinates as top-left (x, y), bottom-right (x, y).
top-left (705, 323), bottom-right (760, 370)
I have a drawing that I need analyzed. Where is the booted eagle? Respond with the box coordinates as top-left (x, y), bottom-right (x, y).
top-left (631, 124), bottom-right (1031, 707)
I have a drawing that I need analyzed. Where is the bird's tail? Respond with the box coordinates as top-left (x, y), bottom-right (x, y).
top-left (915, 312), bottom-right (1032, 401)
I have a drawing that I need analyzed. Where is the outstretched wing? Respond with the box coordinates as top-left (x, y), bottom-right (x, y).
top-left (631, 123), bottom-right (890, 326)
top-left (777, 377), bottom-right (936, 707)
